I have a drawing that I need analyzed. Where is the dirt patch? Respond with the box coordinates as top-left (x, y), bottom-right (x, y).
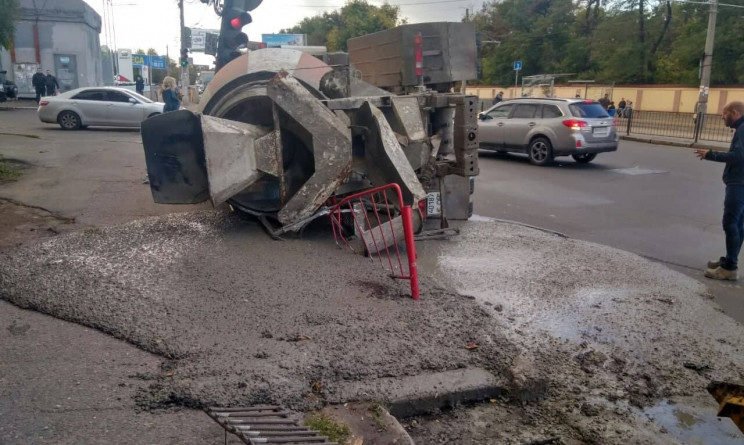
top-left (0, 198), bottom-right (75, 249)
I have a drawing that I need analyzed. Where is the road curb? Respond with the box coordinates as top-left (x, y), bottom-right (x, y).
top-left (329, 368), bottom-right (507, 418)
top-left (620, 135), bottom-right (717, 149)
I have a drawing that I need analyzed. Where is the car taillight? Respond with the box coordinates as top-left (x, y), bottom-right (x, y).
top-left (562, 119), bottom-right (587, 131)
top-left (39, 101), bottom-right (49, 106)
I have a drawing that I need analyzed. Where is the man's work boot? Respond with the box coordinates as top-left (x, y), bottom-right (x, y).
top-left (704, 266), bottom-right (738, 281)
top-left (707, 257), bottom-right (725, 269)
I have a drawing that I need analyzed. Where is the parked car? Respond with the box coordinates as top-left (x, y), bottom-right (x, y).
top-left (478, 98), bottom-right (619, 165)
top-left (37, 87), bottom-right (165, 130)
top-left (0, 70), bottom-right (18, 102)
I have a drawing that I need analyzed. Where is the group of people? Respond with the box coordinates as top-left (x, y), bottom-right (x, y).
top-left (598, 93), bottom-right (632, 117)
top-left (31, 68), bottom-right (59, 103)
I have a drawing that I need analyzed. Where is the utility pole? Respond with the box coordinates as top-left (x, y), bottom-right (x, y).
top-left (694, 0), bottom-right (717, 141)
top-left (178, 0), bottom-right (190, 105)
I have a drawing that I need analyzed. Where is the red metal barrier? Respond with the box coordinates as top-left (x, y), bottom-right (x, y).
top-left (328, 184), bottom-right (420, 300)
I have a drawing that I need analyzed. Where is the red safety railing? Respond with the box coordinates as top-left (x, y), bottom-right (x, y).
top-left (328, 183), bottom-right (420, 300)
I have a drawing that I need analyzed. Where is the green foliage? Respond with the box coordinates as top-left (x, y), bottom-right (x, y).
top-left (0, 0), bottom-right (19, 49)
top-left (0, 156), bottom-right (21, 182)
top-left (304, 414), bottom-right (351, 443)
top-left (472, 0), bottom-right (744, 85)
top-left (282, 0), bottom-right (401, 51)
top-left (146, 48), bottom-right (159, 56)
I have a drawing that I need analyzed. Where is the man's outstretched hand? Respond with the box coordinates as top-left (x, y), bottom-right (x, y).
top-left (694, 148), bottom-right (710, 160)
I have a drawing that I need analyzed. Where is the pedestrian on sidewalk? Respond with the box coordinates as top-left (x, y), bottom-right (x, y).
top-left (161, 76), bottom-right (180, 113)
top-left (492, 91), bottom-right (504, 105)
top-left (135, 75), bottom-right (145, 95)
top-left (694, 101), bottom-right (744, 281)
top-left (32, 68), bottom-right (46, 103)
top-left (45, 70), bottom-right (59, 96)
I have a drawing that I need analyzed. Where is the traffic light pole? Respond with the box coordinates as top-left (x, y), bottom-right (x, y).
top-left (179, 0), bottom-right (190, 105)
top-left (694, 0), bottom-right (717, 142)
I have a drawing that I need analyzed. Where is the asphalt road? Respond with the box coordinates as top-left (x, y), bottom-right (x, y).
top-left (474, 141), bottom-right (743, 324)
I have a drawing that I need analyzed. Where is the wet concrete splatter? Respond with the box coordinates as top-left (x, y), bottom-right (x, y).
top-left (408, 221), bottom-right (744, 444)
top-left (2, 213), bottom-right (743, 443)
top-left (0, 210), bottom-right (516, 413)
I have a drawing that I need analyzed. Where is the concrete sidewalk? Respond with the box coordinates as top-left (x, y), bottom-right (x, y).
top-left (0, 99), bottom-right (38, 110)
top-left (621, 133), bottom-right (731, 150)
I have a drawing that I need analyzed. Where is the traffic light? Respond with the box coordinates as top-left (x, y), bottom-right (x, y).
top-left (216, 0), bottom-right (263, 70)
top-left (180, 47), bottom-right (189, 67)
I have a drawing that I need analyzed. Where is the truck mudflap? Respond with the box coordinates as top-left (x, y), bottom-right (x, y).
top-left (141, 110), bottom-right (210, 204)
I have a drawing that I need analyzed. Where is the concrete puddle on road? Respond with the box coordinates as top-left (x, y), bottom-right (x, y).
top-left (610, 166), bottom-right (669, 175)
top-left (643, 399), bottom-right (742, 444)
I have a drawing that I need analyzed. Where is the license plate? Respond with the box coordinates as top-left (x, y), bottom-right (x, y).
top-left (426, 192), bottom-right (441, 216)
top-left (593, 127), bottom-right (609, 136)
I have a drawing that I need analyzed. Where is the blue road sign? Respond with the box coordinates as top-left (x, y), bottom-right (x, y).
top-left (514, 60), bottom-right (522, 71)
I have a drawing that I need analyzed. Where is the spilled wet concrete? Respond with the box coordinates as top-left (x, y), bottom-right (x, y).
top-left (0, 210), bottom-right (515, 414)
top-left (1, 212), bottom-right (743, 444)
top-left (407, 221), bottom-right (744, 444)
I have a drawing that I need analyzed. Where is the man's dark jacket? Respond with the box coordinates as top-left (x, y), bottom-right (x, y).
top-left (706, 116), bottom-right (744, 185)
top-left (31, 72), bottom-right (46, 89)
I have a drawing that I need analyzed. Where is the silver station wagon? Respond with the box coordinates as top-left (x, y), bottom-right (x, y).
top-left (478, 98), bottom-right (619, 165)
top-left (37, 87), bottom-right (165, 130)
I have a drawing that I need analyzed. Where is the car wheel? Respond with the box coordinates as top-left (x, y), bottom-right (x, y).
top-left (528, 137), bottom-right (554, 166)
top-left (58, 111), bottom-right (81, 130)
top-left (572, 153), bottom-right (597, 164)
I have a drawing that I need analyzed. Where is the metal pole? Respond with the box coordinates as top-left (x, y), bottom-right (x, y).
top-left (179, 0), bottom-right (190, 105)
top-left (514, 70), bottom-right (518, 97)
top-left (694, 0), bottom-right (717, 141)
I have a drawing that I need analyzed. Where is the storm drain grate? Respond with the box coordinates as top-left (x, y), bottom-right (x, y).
top-left (206, 405), bottom-right (338, 444)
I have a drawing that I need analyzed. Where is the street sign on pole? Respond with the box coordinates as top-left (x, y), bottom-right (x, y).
top-left (513, 60), bottom-right (522, 95)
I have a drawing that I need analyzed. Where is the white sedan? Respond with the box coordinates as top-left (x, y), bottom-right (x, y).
top-left (38, 87), bottom-right (165, 130)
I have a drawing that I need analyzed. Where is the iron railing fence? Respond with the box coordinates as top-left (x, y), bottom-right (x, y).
top-left (622, 110), bottom-right (734, 143)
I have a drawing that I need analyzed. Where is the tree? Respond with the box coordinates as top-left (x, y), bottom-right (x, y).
top-left (0, 0), bottom-right (19, 49)
top-left (326, 0), bottom-right (400, 51)
top-left (282, 0), bottom-right (401, 51)
top-left (147, 48), bottom-right (159, 56)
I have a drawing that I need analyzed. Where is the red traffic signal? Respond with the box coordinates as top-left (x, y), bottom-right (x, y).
top-left (229, 12), bottom-right (251, 29)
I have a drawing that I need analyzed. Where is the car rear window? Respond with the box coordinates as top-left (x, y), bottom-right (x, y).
top-left (569, 103), bottom-right (609, 118)
top-left (511, 104), bottom-right (539, 118)
top-left (541, 105), bottom-right (563, 118)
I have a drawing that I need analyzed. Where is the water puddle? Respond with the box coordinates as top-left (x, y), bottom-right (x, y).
top-left (643, 400), bottom-right (742, 444)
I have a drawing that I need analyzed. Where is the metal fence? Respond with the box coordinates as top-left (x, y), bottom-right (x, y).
top-left (622, 110), bottom-right (734, 143)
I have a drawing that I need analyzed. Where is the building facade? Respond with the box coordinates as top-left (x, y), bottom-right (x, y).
top-left (0, 0), bottom-right (102, 98)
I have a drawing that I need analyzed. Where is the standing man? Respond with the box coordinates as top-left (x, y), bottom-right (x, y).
top-left (492, 91), bottom-right (504, 106)
top-left (44, 70), bottom-right (59, 96)
top-left (618, 97), bottom-right (627, 117)
top-left (135, 75), bottom-right (145, 95)
top-left (598, 93), bottom-right (610, 110)
top-left (694, 101), bottom-right (744, 281)
top-left (32, 68), bottom-right (46, 103)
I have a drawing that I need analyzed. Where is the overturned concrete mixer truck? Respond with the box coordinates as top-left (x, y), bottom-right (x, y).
top-left (140, 22), bottom-right (480, 238)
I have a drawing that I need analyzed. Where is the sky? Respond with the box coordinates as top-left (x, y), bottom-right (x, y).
top-left (85, 0), bottom-right (483, 66)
